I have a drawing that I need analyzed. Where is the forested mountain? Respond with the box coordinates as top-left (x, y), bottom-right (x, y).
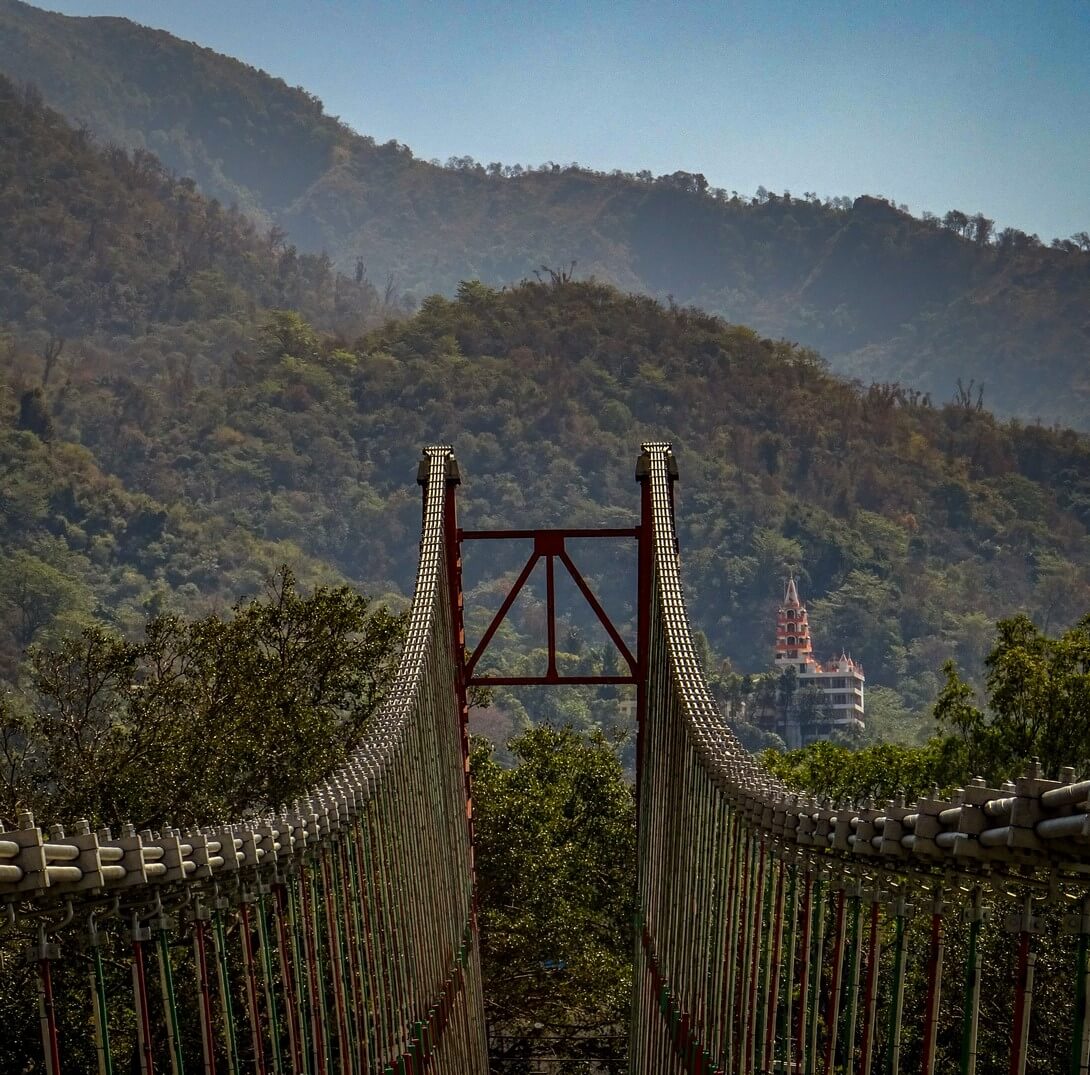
top-left (2, 15), bottom-right (1087, 1073)
top-left (2, 0), bottom-right (1089, 428)
top-left (0, 73), bottom-right (386, 344)
top-left (2, 54), bottom-right (1089, 739)
top-left (0, 74), bottom-right (394, 678)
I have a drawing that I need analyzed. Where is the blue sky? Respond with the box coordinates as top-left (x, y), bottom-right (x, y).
top-left (41, 0), bottom-right (1090, 239)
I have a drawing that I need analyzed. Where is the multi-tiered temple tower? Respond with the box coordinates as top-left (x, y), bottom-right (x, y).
top-left (774, 576), bottom-right (813, 667)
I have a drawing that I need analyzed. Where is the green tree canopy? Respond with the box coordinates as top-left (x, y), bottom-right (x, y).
top-left (1, 569), bottom-right (404, 828)
top-left (471, 725), bottom-right (635, 1056)
top-left (935, 612), bottom-right (1090, 781)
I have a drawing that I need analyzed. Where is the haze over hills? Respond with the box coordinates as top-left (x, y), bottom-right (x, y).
top-left (0, 71), bottom-right (389, 679)
top-left (2, 0), bottom-right (1089, 428)
top-left (2, 75), bottom-right (1089, 738)
top-left (3, 10), bottom-right (1090, 1072)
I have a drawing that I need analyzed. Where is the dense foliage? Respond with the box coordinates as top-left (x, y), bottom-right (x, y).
top-left (1, 43), bottom-right (1088, 738)
top-left (0, 373), bottom-right (360, 681)
top-left (6, 263), bottom-right (1090, 729)
top-left (4, 0), bottom-right (1090, 426)
top-left (472, 726), bottom-right (635, 1066)
top-left (1, 570), bottom-right (404, 829)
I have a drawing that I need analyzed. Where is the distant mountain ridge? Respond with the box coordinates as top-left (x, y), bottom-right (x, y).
top-left (1, 72), bottom-right (1089, 736)
top-left (1, 0), bottom-right (1089, 427)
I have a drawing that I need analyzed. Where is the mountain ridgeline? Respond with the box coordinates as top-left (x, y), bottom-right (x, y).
top-left (2, 65), bottom-right (1089, 728)
top-left (2, 0), bottom-right (1089, 428)
top-left (0, 7), bottom-right (1088, 740)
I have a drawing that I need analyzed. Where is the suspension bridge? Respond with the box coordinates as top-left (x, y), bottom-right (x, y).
top-left (3, 443), bottom-right (1090, 1075)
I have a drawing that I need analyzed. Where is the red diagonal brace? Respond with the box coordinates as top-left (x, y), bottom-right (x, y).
top-left (558, 548), bottom-right (636, 673)
top-left (463, 529), bottom-right (640, 686)
top-left (465, 550), bottom-right (540, 680)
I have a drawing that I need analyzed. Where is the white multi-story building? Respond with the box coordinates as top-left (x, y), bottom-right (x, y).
top-left (769, 578), bottom-right (865, 746)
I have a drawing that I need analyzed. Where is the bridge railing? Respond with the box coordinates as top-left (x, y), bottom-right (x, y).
top-left (0, 445), bottom-right (489, 1075)
top-left (631, 441), bottom-right (1090, 1075)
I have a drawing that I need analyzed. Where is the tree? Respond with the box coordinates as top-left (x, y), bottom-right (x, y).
top-left (0, 551), bottom-right (89, 648)
top-left (969, 212), bottom-right (994, 245)
top-left (984, 614), bottom-right (1090, 776)
top-left (777, 665), bottom-right (798, 712)
top-left (471, 726), bottom-right (635, 1063)
top-left (996, 226), bottom-right (1032, 251)
top-left (1, 569), bottom-right (404, 828)
top-left (934, 614), bottom-right (1090, 781)
top-left (942, 209), bottom-right (969, 236)
top-left (932, 658), bottom-right (991, 778)
top-left (17, 388), bottom-right (53, 441)
top-left (39, 334), bottom-right (64, 387)
top-left (792, 682), bottom-right (830, 738)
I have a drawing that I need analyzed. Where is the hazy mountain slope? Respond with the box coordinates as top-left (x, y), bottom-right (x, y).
top-left (20, 271), bottom-right (1090, 724)
top-left (0, 75), bottom-right (384, 677)
top-left (1, 69), bottom-right (1088, 726)
top-left (0, 71), bottom-right (388, 371)
top-left (3, 1), bottom-right (1089, 427)
top-left (0, 0), bottom-right (340, 223)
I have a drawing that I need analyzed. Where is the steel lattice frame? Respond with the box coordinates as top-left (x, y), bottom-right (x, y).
top-left (0, 445), bottom-right (489, 1075)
